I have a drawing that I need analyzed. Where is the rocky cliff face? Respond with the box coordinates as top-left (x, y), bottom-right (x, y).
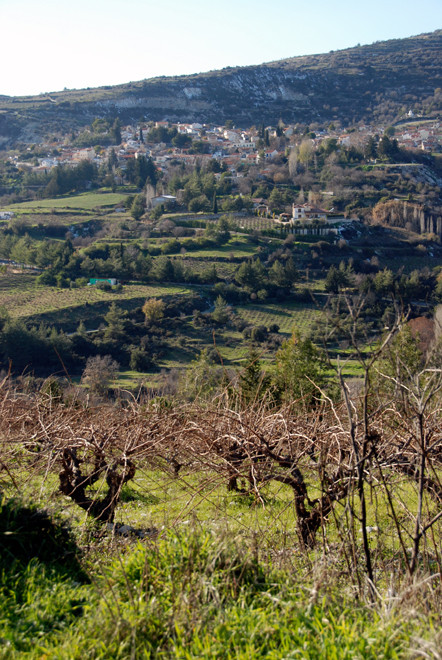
top-left (0, 30), bottom-right (440, 144)
top-left (97, 68), bottom-right (316, 124)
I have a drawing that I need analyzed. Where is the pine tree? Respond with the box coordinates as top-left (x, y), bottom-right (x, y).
top-left (77, 320), bottom-right (87, 337)
top-left (239, 348), bottom-right (269, 404)
top-left (103, 303), bottom-right (127, 342)
top-left (285, 257), bottom-right (299, 286)
top-left (131, 194), bottom-right (145, 220)
top-left (269, 260), bottom-right (289, 288)
top-left (273, 332), bottom-right (327, 409)
top-left (212, 296), bottom-right (229, 324)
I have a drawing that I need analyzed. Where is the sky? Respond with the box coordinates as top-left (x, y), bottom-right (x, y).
top-left (1, 0), bottom-right (441, 97)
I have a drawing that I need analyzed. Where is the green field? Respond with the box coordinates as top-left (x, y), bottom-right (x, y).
top-left (0, 498), bottom-right (427, 659)
top-left (3, 190), bottom-right (130, 212)
top-left (236, 301), bottom-right (322, 336)
top-left (178, 257), bottom-right (238, 279)
top-left (0, 274), bottom-right (192, 326)
top-left (178, 245), bottom-right (257, 259)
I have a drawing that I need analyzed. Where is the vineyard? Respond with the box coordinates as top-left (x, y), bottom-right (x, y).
top-left (236, 302), bottom-right (322, 336)
top-left (1, 363), bottom-right (441, 657)
top-left (234, 216), bottom-right (277, 232)
top-left (0, 271), bottom-right (37, 294)
top-left (0, 277), bottom-right (192, 326)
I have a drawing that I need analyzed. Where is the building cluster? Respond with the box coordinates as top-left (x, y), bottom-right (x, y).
top-left (9, 116), bottom-right (441, 183)
top-left (10, 122), bottom-right (264, 178)
top-left (393, 122), bottom-right (441, 152)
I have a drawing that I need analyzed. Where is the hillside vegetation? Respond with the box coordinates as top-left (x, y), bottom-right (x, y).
top-left (0, 29), bottom-right (441, 655)
top-left (0, 31), bottom-right (440, 142)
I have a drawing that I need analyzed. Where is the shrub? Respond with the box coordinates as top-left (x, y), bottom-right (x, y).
top-left (251, 325), bottom-right (268, 342)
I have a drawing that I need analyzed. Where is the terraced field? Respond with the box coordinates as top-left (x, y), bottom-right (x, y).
top-left (175, 257), bottom-right (237, 279)
top-left (0, 273), bottom-right (192, 328)
top-left (234, 217), bottom-right (277, 232)
top-left (236, 301), bottom-right (322, 337)
top-left (0, 271), bottom-right (37, 294)
top-left (179, 235), bottom-right (259, 259)
top-left (3, 190), bottom-right (130, 213)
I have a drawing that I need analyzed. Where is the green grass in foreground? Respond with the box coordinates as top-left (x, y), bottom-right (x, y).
top-left (2, 450), bottom-right (441, 659)
top-left (0, 514), bottom-right (426, 659)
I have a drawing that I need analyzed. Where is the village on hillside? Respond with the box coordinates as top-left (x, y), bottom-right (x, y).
top-left (1, 114), bottom-right (439, 242)
top-left (10, 117), bottom-right (441, 177)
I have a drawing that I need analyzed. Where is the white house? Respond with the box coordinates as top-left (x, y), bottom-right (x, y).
top-left (224, 130), bottom-right (241, 143)
top-left (74, 148), bottom-right (96, 161)
top-left (292, 204), bottom-right (328, 222)
top-left (40, 158), bottom-right (59, 169)
top-left (238, 140), bottom-right (255, 149)
top-left (150, 195), bottom-right (177, 209)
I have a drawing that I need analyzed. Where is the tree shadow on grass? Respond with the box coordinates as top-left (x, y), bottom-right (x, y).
top-left (119, 484), bottom-right (160, 505)
top-left (0, 497), bottom-right (88, 583)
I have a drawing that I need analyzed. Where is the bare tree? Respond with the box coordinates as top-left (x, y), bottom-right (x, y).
top-left (81, 355), bottom-right (119, 395)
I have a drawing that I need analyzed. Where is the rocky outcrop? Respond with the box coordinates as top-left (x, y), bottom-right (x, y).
top-left (0, 30), bottom-right (440, 144)
top-left (372, 200), bottom-right (442, 237)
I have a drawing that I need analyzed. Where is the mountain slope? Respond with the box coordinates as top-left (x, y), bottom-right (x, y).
top-left (0, 30), bottom-right (440, 143)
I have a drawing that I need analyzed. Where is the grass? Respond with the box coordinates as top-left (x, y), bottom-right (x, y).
top-left (178, 246), bottom-right (256, 258)
top-left (329, 358), bottom-right (364, 378)
top-left (2, 190), bottom-right (130, 212)
top-left (236, 302), bottom-right (322, 337)
top-left (0, 278), bottom-right (192, 328)
top-left (0, 524), bottom-right (418, 659)
top-left (111, 370), bottom-right (152, 389)
top-left (0, 479), bottom-right (439, 658)
top-left (179, 257), bottom-right (238, 279)
top-left (2, 387), bottom-right (441, 658)
top-left (175, 235), bottom-right (260, 259)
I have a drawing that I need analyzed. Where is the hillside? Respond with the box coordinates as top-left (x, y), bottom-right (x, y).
top-left (1, 29), bottom-right (442, 657)
top-left (0, 31), bottom-right (441, 144)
